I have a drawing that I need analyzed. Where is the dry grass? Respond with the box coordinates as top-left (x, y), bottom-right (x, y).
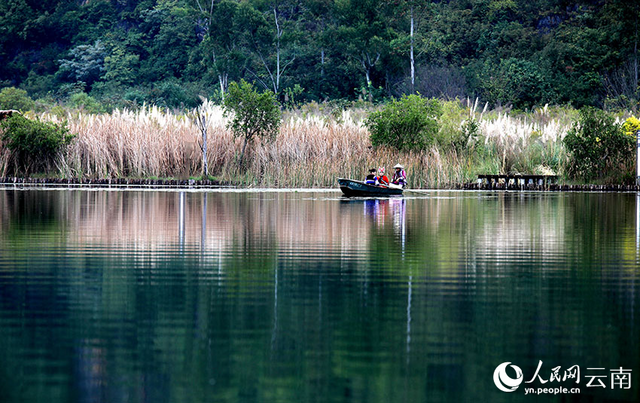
top-left (470, 103), bottom-right (572, 175)
top-left (0, 100), bottom-right (573, 187)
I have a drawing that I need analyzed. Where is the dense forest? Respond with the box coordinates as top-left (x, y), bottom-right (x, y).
top-left (0, 0), bottom-right (639, 110)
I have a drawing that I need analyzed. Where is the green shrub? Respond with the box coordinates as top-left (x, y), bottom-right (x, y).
top-left (451, 119), bottom-right (480, 153)
top-left (436, 100), bottom-right (471, 151)
top-left (68, 92), bottom-right (104, 114)
top-left (124, 89), bottom-right (149, 107)
top-left (1, 114), bottom-right (75, 175)
top-left (0, 87), bottom-right (35, 112)
top-left (563, 107), bottom-right (634, 182)
top-left (365, 94), bottom-right (442, 151)
top-left (152, 80), bottom-right (200, 109)
top-left (223, 80), bottom-right (281, 167)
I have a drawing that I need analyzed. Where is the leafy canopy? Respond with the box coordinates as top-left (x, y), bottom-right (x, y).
top-left (0, 87), bottom-right (35, 112)
top-left (222, 80), bottom-right (281, 166)
top-left (223, 80), bottom-right (282, 143)
top-left (365, 94), bottom-right (442, 151)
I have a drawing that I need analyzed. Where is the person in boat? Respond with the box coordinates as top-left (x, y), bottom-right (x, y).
top-left (392, 164), bottom-right (407, 187)
top-left (377, 167), bottom-right (389, 186)
top-left (365, 168), bottom-right (378, 185)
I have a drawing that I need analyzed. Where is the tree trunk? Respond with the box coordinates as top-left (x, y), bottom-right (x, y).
top-left (275, 7), bottom-right (281, 93)
top-left (195, 110), bottom-right (208, 177)
top-left (365, 65), bottom-right (372, 88)
top-left (212, 48), bottom-right (229, 101)
top-left (202, 115), bottom-right (208, 177)
top-left (239, 135), bottom-right (250, 168)
top-left (410, 5), bottom-right (415, 94)
top-left (218, 72), bottom-right (228, 101)
top-left (361, 52), bottom-right (380, 89)
top-left (634, 13), bottom-right (638, 94)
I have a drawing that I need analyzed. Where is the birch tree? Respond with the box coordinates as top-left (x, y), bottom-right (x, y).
top-left (194, 0), bottom-right (244, 100)
top-left (239, 0), bottom-right (298, 95)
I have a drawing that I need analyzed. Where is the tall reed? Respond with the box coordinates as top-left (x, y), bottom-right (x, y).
top-left (0, 101), bottom-right (573, 187)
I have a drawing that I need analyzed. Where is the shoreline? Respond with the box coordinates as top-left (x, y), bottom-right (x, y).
top-left (1, 177), bottom-right (639, 192)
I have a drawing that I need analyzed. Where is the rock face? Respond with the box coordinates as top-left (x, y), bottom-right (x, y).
top-left (0, 110), bottom-right (20, 121)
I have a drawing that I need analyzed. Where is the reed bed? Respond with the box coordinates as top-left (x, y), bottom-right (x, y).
top-left (471, 106), bottom-right (576, 175)
top-left (0, 101), bottom-right (573, 187)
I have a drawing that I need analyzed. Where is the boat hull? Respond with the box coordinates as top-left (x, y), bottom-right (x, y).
top-left (338, 178), bottom-right (403, 197)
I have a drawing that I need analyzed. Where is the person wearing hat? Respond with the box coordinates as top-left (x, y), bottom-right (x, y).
top-left (392, 164), bottom-right (407, 187)
top-left (377, 167), bottom-right (389, 186)
top-left (365, 168), bottom-right (378, 185)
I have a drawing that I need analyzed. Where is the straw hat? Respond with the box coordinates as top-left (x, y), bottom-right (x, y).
top-left (394, 164), bottom-right (404, 169)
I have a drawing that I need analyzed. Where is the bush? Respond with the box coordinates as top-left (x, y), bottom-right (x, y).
top-left (365, 94), bottom-right (442, 151)
top-left (152, 80), bottom-right (200, 109)
top-left (563, 107), bottom-right (634, 182)
top-left (223, 80), bottom-right (281, 167)
top-left (1, 114), bottom-right (75, 175)
top-left (452, 119), bottom-right (480, 153)
top-left (0, 87), bottom-right (35, 111)
top-left (68, 92), bottom-right (104, 114)
top-left (622, 116), bottom-right (640, 137)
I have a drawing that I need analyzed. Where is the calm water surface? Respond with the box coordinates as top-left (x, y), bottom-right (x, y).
top-left (0, 189), bottom-right (638, 403)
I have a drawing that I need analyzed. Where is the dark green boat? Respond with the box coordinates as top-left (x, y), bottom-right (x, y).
top-left (338, 178), bottom-right (404, 197)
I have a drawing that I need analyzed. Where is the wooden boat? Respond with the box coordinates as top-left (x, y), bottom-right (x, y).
top-left (338, 178), bottom-right (404, 197)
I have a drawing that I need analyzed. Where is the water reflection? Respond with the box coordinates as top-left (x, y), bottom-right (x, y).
top-left (0, 189), bottom-right (638, 402)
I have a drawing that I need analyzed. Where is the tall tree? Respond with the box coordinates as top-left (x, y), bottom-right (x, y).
top-left (223, 80), bottom-right (281, 168)
top-left (334, 0), bottom-right (396, 91)
top-left (241, 0), bottom-right (299, 94)
top-left (388, 0), bottom-right (432, 93)
top-left (194, 0), bottom-right (245, 100)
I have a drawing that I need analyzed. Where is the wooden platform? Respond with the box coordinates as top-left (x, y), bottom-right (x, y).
top-left (478, 174), bottom-right (559, 188)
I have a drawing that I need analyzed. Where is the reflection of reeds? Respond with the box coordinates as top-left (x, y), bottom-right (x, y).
top-left (0, 102), bottom-right (572, 187)
top-left (55, 191), bottom-right (375, 255)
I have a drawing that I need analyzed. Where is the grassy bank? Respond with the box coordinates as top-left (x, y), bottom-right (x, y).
top-left (0, 100), bottom-right (581, 188)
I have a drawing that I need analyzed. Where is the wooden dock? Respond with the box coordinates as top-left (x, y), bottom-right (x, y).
top-left (477, 174), bottom-right (559, 189)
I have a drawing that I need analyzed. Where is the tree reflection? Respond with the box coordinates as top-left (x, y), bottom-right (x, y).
top-left (0, 190), bottom-right (639, 403)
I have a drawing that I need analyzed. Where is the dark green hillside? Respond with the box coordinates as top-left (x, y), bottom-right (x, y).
top-left (0, 0), bottom-right (638, 110)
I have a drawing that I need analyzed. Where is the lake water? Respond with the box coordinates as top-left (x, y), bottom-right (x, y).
top-left (0, 189), bottom-right (638, 403)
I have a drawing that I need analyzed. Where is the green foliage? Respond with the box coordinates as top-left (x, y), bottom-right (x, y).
top-left (436, 100), bottom-right (475, 151)
top-left (365, 94), bottom-right (442, 151)
top-left (0, 0), bottom-right (639, 110)
top-left (223, 80), bottom-right (282, 166)
top-left (471, 58), bottom-right (556, 108)
top-left (0, 87), bottom-right (35, 111)
top-left (452, 119), bottom-right (480, 153)
top-left (103, 46), bottom-right (140, 87)
top-left (152, 80), bottom-right (200, 109)
top-left (68, 92), bottom-right (103, 114)
top-left (0, 114), bottom-right (75, 175)
top-left (58, 40), bottom-right (106, 87)
top-left (563, 107), bottom-right (634, 182)
top-left (283, 84), bottom-right (304, 110)
top-left (140, 0), bottom-right (199, 81)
